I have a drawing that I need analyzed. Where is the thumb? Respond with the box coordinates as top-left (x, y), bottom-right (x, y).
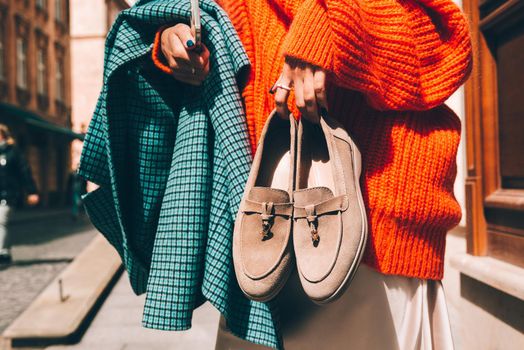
top-left (173, 24), bottom-right (196, 50)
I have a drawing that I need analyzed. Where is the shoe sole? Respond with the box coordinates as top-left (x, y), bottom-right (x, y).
top-left (237, 251), bottom-right (294, 302)
top-left (309, 131), bottom-right (369, 305)
top-left (233, 112), bottom-right (297, 303)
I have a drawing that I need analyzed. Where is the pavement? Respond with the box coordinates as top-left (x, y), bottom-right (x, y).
top-left (0, 211), bottom-right (97, 333)
top-left (2, 208), bottom-right (221, 350)
top-left (0, 212), bottom-right (470, 350)
top-left (45, 273), bottom-right (221, 350)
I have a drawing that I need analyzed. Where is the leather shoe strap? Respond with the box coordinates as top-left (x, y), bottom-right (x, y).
top-left (293, 195), bottom-right (349, 219)
top-left (243, 199), bottom-right (294, 217)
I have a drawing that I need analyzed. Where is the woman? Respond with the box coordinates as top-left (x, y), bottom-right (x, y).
top-left (152, 0), bottom-right (472, 348)
top-left (0, 124), bottom-right (39, 265)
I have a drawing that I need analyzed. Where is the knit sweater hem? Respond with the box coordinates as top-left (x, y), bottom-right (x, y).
top-left (361, 216), bottom-right (449, 281)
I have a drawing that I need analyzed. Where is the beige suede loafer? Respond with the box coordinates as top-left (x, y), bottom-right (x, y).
top-left (293, 115), bottom-right (368, 304)
top-left (233, 110), bottom-right (297, 302)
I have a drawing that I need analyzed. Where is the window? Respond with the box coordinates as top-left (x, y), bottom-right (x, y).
top-left (35, 30), bottom-right (49, 109)
top-left (55, 57), bottom-right (64, 102)
top-left (36, 0), bottom-right (47, 10)
top-left (464, 0), bottom-right (524, 267)
top-left (37, 48), bottom-right (47, 95)
top-left (16, 38), bottom-right (28, 89)
top-left (55, 0), bottom-right (62, 22)
top-left (0, 19), bottom-right (4, 82)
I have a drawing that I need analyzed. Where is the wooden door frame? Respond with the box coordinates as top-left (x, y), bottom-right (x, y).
top-left (463, 0), bottom-right (524, 259)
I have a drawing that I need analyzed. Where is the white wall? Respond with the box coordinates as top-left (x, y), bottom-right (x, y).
top-left (447, 0), bottom-right (467, 227)
top-left (69, 0), bottom-right (108, 171)
top-left (447, 86), bottom-right (467, 227)
top-left (444, 4), bottom-right (524, 349)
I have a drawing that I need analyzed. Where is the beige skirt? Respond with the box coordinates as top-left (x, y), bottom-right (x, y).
top-left (215, 264), bottom-right (455, 350)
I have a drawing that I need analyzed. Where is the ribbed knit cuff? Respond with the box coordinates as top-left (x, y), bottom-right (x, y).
top-left (151, 25), bottom-right (173, 75)
top-left (281, 0), bottom-right (334, 71)
top-left (362, 212), bottom-right (451, 280)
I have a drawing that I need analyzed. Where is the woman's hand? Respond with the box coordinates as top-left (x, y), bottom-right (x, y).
top-left (160, 24), bottom-right (210, 86)
top-left (273, 58), bottom-right (328, 123)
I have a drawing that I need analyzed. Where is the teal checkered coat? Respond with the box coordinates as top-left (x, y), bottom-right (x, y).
top-left (78, 0), bottom-right (282, 348)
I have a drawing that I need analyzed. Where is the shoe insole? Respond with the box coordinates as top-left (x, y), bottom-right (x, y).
top-left (255, 127), bottom-right (291, 191)
top-left (298, 123), bottom-right (336, 192)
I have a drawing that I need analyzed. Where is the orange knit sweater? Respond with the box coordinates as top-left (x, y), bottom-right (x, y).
top-left (152, 0), bottom-right (473, 280)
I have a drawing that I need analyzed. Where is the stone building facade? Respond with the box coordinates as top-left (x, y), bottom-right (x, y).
top-left (70, 0), bottom-right (133, 175)
top-left (0, 0), bottom-right (81, 207)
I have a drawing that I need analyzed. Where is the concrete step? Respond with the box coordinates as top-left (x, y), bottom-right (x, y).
top-left (1, 235), bottom-right (122, 349)
top-left (9, 209), bottom-right (73, 225)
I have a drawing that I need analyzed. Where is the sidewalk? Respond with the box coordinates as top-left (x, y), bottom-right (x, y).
top-left (0, 214), bottom-right (96, 333)
top-left (46, 273), bottom-right (221, 350)
top-left (9, 208), bottom-right (72, 225)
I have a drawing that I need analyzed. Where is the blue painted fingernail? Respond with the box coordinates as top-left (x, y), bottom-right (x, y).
top-left (186, 39), bottom-right (194, 47)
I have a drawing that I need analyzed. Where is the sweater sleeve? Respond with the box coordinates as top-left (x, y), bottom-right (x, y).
top-left (281, 0), bottom-right (473, 111)
top-left (151, 25), bottom-right (173, 75)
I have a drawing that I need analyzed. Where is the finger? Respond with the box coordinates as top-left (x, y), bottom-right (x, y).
top-left (274, 66), bottom-right (294, 119)
top-left (172, 70), bottom-right (207, 81)
top-left (181, 44), bottom-right (210, 71)
top-left (168, 57), bottom-right (204, 75)
top-left (168, 35), bottom-right (192, 67)
top-left (202, 59), bottom-right (210, 76)
top-left (172, 58), bottom-right (210, 83)
top-left (314, 70), bottom-right (328, 112)
top-left (198, 44), bottom-right (211, 68)
top-left (172, 73), bottom-right (204, 86)
top-left (270, 58), bottom-right (297, 94)
top-left (187, 51), bottom-right (207, 69)
top-left (172, 23), bottom-right (197, 50)
top-left (293, 66), bottom-right (306, 117)
top-left (171, 60), bottom-right (207, 75)
top-left (303, 65), bottom-right (319, 122)
top-left (170, 42), bottom-right (209, 72)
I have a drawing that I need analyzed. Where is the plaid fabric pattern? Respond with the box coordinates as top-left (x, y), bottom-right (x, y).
top-left (78, 1), bottom-right (282, 348)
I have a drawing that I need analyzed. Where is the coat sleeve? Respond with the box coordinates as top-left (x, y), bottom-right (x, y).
top-left (281, 0), bottom-right (473, 111)
top-left (14, 148), bottom-right (38, 195)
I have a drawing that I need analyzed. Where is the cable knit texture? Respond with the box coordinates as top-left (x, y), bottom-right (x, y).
top-left (152, 0), bottom-right (472, 280)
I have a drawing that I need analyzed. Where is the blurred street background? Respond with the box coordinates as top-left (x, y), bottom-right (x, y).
top-left (0, 0), bottom-right (523, 349)
top-left (0, 0), bottom-right (132, 339)
top-left (0, 1), bottom-right (223, 349)
top-left (0, 213), bottom-right (95, 333)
